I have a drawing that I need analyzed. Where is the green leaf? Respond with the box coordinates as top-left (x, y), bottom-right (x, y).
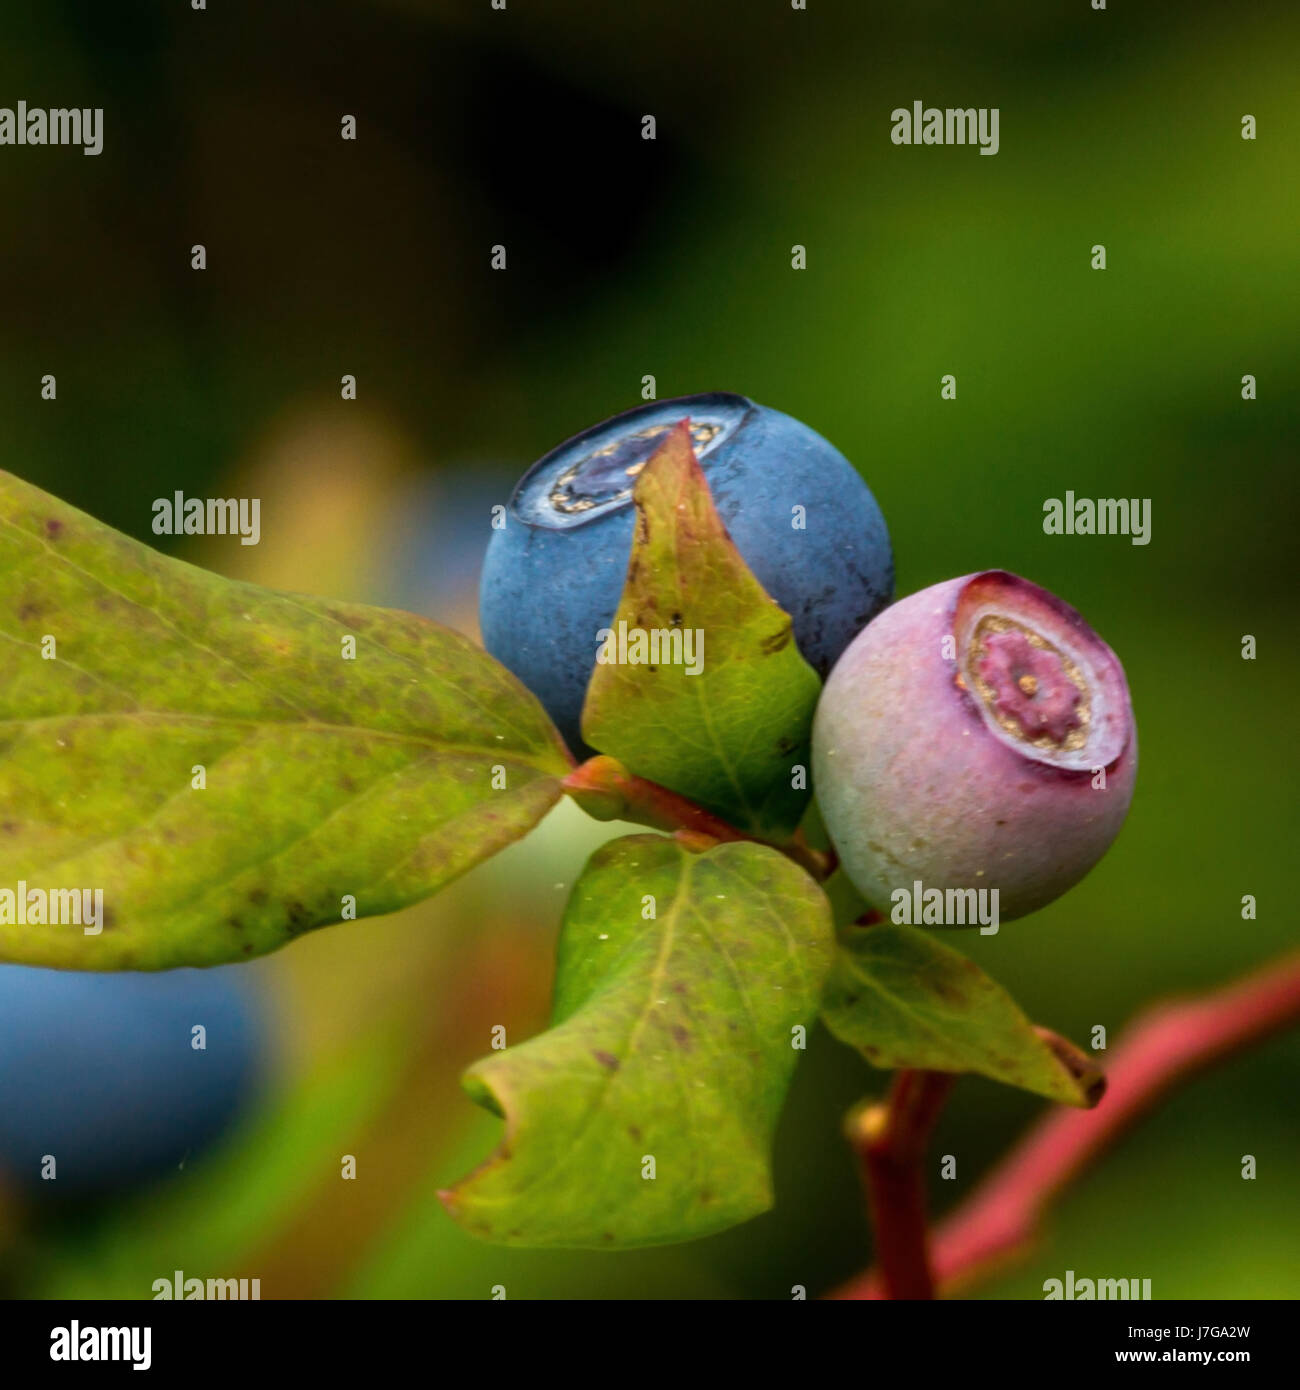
top-left (821, 921), bottom-right (1105, 1107)
top-left (442, 832), bottom-right (834, 1247)
top-left (580, 422), bottom-right (821, 839)
top-left (0, 471), bottom-right (570, 970)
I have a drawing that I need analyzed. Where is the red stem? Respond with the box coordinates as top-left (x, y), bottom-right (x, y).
top-left (848, 1069), bottom-right (955, 1299)
top-left (832, 950), bottom-right (1300, 1299)
top-left (560, 755), bottom-right (835, 879)
top-left (561, 755), bottom-right (749, 841)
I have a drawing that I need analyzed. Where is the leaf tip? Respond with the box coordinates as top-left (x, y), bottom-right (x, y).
top-left (1034, 1025), bottom-right (1107, 1108)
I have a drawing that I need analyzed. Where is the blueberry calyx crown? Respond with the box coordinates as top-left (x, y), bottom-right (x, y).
top-left (548, 421), bottom-right (724, 514)
top-left (512, 393), bottom-right (752, 529)
top-left (949, 571), bottom-right (1129, 773)
top-left (970, 619), bottom-right (1088, 750)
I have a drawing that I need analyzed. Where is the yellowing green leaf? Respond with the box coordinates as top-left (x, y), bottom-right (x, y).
top-left (0, 471), bottom-right (569, 969)
top-left (821, 921), bottom-right (1104, 1107)
top-left (581, 424), bottom-right (821, 838)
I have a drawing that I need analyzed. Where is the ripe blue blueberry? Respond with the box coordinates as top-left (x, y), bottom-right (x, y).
top-left (0, 965), bottom-right (267, 1196)
top-left (480, 393), bottom-right (894, 752)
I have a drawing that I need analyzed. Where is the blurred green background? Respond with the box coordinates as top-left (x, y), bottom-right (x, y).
top-left (0, 0), bottom-right (1296, 1298)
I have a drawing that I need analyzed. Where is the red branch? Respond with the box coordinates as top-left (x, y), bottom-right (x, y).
top-left (848, 1069), bottom-right (955, 1299)
top-left (832, 950), bottom-right (1300, 1299)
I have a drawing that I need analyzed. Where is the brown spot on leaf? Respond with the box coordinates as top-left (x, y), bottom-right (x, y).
top-left (285, 901), bottom-right (312, 934)
top-left (44, 518), bottom-right (63, 539)
top-left (931, 979), bottom-right (969, 1005)
top-left (593, 1049), bottom-right (620, 1071)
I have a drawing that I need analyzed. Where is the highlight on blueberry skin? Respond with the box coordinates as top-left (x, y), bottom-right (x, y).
top-left (479, 392), bottom-right (894, 753)
top-left (0, 965), bottom-right (267, 1197)
top-left (812, 570), bottom-right (1137, 922)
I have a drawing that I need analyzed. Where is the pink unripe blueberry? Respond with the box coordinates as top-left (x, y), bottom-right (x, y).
top-left (812, 571), bottom-right (1137, 921)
